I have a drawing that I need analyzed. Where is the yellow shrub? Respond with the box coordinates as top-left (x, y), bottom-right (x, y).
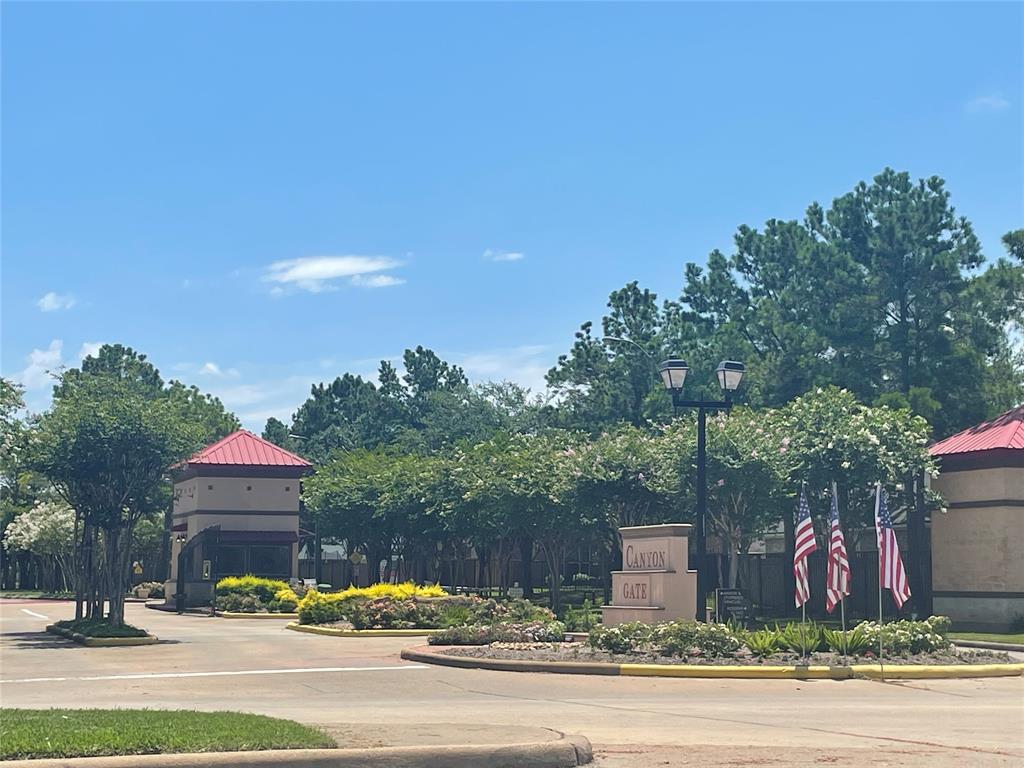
top-left (274, 587), bottom-right (300, 603)
top-left (295, 582), bottom-right (447, 624)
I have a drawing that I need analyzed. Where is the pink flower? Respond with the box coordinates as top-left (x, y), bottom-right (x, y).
top-left (716, 479), bottom-right (725, 487)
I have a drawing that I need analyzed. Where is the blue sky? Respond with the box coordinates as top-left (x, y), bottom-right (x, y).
top-left (3, 2), bottom-right (1021, 429)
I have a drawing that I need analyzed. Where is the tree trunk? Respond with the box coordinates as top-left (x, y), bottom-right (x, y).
top-left (539, 540), bottom-right (565, 614)
top-left (518, 537), bottom-right (534, 598)
top-left (104, 527), bottom-right (128, 626)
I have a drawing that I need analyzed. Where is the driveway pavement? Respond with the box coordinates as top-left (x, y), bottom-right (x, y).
top-left (2, 599), bottom-right (1022, 767)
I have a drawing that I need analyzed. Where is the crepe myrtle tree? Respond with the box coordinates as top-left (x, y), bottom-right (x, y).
top-left (3, 500), bottom-right (76, 592)
top-left (703, 407), bottom-right (790, 588)
top-left (31, 373), bottom-right (204, 625)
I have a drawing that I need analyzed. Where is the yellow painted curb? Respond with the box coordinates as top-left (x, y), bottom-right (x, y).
top-left (287, 622), bottom-right (443, 637)
top-left (620, 663), bottom-right (851, 679)
top-left (851, 663), bottom-right (1024, 680)
top-left (405, 648), bottom-right (1024, 680)
top-left (217, 611), bottom-right (299, 619)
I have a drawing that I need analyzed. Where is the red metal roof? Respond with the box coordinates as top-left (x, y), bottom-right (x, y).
top-left (185, 430), bottom-right (312, 467)
top-left (929, 405), bottom-right (1024, 456)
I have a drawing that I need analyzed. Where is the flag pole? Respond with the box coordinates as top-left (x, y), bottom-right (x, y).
top-left (875, 483), bottom-right (884, 666)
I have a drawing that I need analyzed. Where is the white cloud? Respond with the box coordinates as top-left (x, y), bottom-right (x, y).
top-left (351, 274), bottom-right (406, 289)
top-left (78, 341), bottom-right (104, 361)
top-left (456, 344), bottom-right (551, 395)
top-left (18, 340), bottom-right (63, 389)
top-left (483, 249), bottom-right (525, 262)
top-left (965, 94), bottom-right (1010, 113)
top-left (37, 292), bottom-right (76, 312)
top-left (199, 361), bottom-right (239, 378)
top-left (262, 255), bottom-right (402, 293)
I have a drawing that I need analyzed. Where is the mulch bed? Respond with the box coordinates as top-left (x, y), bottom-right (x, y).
top-left (440, 643), bottom-right (1012, 666)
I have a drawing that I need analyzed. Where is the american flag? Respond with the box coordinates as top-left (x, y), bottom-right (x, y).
top-left (793, 488), bottom-right (817, 608)
top-left (825, 482), bottom-right (851, 613)
top-left (875, 484), bottom-right (911, 609)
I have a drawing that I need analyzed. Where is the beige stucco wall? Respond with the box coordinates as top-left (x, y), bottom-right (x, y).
top-left (932, 465), bottom-right (1023, 507)
top-left (174, 476), bottom-right (300, 514)
top-left (931, 505), bottom-right (1022, 592)
top-left (931, 463), bottom-right (1023, 629)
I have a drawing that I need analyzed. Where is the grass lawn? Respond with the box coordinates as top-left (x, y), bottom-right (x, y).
top-left (53, 618), bottom-right (149, 638)
top-left (950, 631), bottom-right (1024, 645)
top-left (0, 709), bottom-right (335, 760)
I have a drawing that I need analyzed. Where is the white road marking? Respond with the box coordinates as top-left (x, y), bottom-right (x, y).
top-left (1, 665), bottom-right (428, 685)
top-left (20, 608), bottom-right (49, 620)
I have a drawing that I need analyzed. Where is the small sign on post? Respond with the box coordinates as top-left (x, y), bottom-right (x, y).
top-left (715, 588), bottom-right (753, 625)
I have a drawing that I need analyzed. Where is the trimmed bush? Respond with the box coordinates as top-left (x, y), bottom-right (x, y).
top-left (214, 576), bottom-right (299, 613)
top-left (54, 618), bottom-right (148, 638)
top-left (588, 622), bottom-right (657, 654)
top-left (657, 621), bottom-right (742, 658)
top-left (854, 616), bottom-right (952, 655)
top-left (429, 621), bottom-right (566, 646)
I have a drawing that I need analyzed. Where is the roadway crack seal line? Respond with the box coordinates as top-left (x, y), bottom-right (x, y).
top-left (0, 665), bottom-right (429, 685)
top-left (433, 679), bottom-right (1021, 759)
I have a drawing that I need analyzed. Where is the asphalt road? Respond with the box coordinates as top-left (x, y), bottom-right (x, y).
top-left (1, 599), bottom-right (1021, 767)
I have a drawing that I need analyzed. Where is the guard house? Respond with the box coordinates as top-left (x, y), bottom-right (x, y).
top-left (167, 430), bottom-right (312, 606)
top-left (929, 406), bottom-right (1024, 630)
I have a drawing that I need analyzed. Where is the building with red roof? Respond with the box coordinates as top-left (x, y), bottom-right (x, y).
top-left (929, 406), bottom-right (1024, 630)
top-left (167, 431), bottom-right (313, 607)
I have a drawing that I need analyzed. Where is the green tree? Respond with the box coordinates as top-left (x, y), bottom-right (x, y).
top-left (547, 283), bottom-right (670, 431)
top-left (32, 373), bottom-right (205, 625)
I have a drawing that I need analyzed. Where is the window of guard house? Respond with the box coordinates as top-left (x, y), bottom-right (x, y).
top-left (249, 545), bottom-right (290, 579)
top-left (211, 545), bottom-right (246, 578)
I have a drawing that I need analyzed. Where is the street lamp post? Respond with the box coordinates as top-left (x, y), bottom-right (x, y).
top-left (657, 359), bottom-right (745, 621)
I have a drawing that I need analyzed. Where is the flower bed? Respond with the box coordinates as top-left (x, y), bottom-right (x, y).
top-left (433, 615), bottom-right (1010, 666)
top-left (297, 586), bottom-right (554, 632)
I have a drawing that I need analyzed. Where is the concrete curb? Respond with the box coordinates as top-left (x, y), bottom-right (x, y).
top-left (287, 622), bottom-right (443, 637)
top-left (46, 625), bottom-right (159, 647)
top-left (0, 735), bottom-right (592, 768)
top-left (401, 647), bottom-right (1024, 680)
top-left (217, 611), bottom-right (299, 620)
top-left (954, 639), bottom-right (1024, 652)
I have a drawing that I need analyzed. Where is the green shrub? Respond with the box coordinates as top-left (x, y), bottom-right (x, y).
top-left (54, 619), bottom-right (148, 638)
top-left (563, 599), bottom-right (600, 632)
top-left (823, 625), bottom-right (872, 656)
top-left (429, 621), bottom-right (565, 645)
top-left (855, 616), bottom-right (952, 655)
top-left (656, 621), bottom-right (742, 658)
top-left (743, 628), bottom-right (783, 657)
top-left (778, 622), bottom-right (826, 655)
top-left (588, 622), bottom-right (656, 654)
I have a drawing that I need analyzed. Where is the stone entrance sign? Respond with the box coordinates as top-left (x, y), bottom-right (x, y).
top-left (601, 523), bottom-right (697, 626)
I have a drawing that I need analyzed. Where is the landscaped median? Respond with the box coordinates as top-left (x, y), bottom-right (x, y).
top-left (47, 619), bottom-right (158, 647)
top-left (0, 708), bottom-right (592, 767)
top-left (400, 615), bottom-right (1024, 680)
top-left (401, 646), bottom-right (1024, 680)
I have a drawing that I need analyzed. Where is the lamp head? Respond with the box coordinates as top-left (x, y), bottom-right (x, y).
top-left (658, 359), bottom-right (689, 392)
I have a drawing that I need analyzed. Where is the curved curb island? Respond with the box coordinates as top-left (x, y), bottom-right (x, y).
top-left (0, 733), bottom-right (593, 768)
top-left (287, 622), bottom-right (444, 637)
top-left (46, 624), bottom-right (159, 647)
top-left (401, 647), bottom-right (1024, 680)
top-left (217, 611), bottom-right (299, 620)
